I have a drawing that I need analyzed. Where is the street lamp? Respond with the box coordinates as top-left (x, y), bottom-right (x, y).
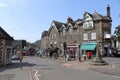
top-left (63, 42), bottom-right (67, 62)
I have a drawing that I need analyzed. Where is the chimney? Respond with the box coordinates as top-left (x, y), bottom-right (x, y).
top-left (67, 17), bottom-right (73, 23)
top-left (107, 4), bottom-right (110, 18)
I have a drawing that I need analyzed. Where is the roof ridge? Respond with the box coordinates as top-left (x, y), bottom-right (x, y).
top-left (0, 27), bottom-right (13, 40)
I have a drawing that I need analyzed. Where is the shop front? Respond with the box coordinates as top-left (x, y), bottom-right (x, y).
top-left (80, 42), bottom-right (97, 58)
top-left (67, 44), bottom-right (78, 59)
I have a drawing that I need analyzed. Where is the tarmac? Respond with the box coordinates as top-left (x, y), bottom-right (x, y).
top-left (0, 56), bottom-right (117, 80)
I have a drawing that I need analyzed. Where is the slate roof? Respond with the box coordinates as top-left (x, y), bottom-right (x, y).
top-left (47, 10), bottom-right (112, 35)
top-left (63, 23), bottom-right (68, 28)
top-left (83, 11), bottom-right (111, 21)
top-left (53, 20), bottom-right (65, 31)
top-left (74, 18), bottom-right (83, 24)
top-left (0, 27), bottom-right (13, 40)
top-left (92, 12), bottom-right (111, 21)
top-left (42, 31), bottom-right (48, 38)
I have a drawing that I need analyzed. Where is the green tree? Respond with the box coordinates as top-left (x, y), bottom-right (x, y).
top-left (114, 25), bottom-right (120, 49)
top-left (111, 35), bottom-right (117, 47)
top-left (114, 25), bottom-right (120, 42)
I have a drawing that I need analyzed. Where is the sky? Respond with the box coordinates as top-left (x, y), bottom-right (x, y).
top-left (0, 0), bottom-right (120, 43)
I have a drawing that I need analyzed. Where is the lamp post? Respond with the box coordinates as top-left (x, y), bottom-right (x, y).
top-left (63, 42), bottom-right (67, 62)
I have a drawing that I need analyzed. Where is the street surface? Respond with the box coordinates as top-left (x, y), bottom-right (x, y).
top-left (90, 57), bottom-right (120, 77)
top-left (0, 56), bottom-right (120, 80)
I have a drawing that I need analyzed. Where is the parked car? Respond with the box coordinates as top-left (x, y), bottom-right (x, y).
top-left (113, 50), bottom-right (120, 57)
top-left (12, 54), bottom-right (19, 60)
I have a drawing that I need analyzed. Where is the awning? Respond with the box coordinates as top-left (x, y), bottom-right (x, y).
top-left (80, 44), bottom-right (96, 50)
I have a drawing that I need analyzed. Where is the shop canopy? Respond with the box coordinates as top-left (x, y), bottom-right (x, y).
top-left (80, 42), bottom-right (97, 50)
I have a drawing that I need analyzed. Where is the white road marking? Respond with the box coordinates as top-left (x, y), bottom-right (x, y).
top-left (32, 68), bottom-right (41, 80)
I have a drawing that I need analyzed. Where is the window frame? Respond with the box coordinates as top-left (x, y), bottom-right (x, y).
top-left (91, 32), bottom-right (96, 40)
top-left (83, 33), bottom-right (88, 40)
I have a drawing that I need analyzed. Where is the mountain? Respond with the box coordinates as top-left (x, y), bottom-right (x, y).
top-left (34, 39), bottom-right (41, 47)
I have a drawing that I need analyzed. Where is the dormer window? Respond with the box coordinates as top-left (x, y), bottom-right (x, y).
top-left (83, 23), bottom-right (88, 28)
top-left (83, 21), bottom-right (93, 29)
top-left (83, 13), bottom-right (94, 29)
top-left (69, 28), bottom-right (72, 34)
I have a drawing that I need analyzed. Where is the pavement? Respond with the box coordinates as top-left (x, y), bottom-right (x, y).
top-left (0, 56), bottom-right (119, 80)
top-left (50, 57), bottom-right (115, 71)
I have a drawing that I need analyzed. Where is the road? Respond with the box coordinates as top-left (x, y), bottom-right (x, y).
top-left (24, 56), bottom-right (120, 80)
top-left (90, 57), bottom-right (120, 77)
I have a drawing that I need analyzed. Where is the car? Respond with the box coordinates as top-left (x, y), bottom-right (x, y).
top-left (12, 54), bottom-right (19, 60)
top-left (113, 50), bottom-right (120, 57)
top-left (116, 50), bottom-right (120, 57)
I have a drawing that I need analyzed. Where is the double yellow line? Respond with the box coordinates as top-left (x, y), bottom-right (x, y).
top-left (28, 63), bottom-right (40, 80)
top-left (35, 76), bottom-right (39, 80)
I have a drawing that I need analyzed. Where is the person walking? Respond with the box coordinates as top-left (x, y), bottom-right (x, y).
top-left (19, 53), bottom-right (23, 69)
top-left (109, 48), bottom-right (112, 57)
top-left (17, 51), bottom-right (23, 70)
top-left (83, 50), bottom-right (86, 61)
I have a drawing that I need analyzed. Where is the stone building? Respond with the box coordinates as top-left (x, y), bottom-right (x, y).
top-left (0, 27), bottom-right (14, 66)
top-left (40, 5), bottom-right (112, 56)
top-left (78, 5), bottom-right (111, 56)
top-left (41, 31), bottom-right (49, 50)
top-left (48, 21), bottom-right (65, 48)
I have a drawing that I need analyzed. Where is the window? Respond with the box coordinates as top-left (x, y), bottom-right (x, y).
top-left (89, 22), bottom-right (92, 28)
top-left (91, 32), bottom-right (96, 40)
top-left (104, 31), bottom-right (110, 38)
top-left (77, 28), bottom-right (79, 32)
top-left (51, 34), bottom-right (56, 39)
top-left (83, 23), bottom-right (88, 28)
top-left (50, 42), bottom-right (53, 45)
top-left (51, 34), bottom-right (53, 39)
top-left (83, 33), bottom-right (88, 40)
top-left (69, 28), bottom-right (72, 34)
top-left (54, 34), bottom-right (56, 38)
top-left (54, 41), bottom-right (57, 45)
top-left (63, 29), bottom-right (66, 36)
top-left (83, 21), bottom-right (93, 29)
top-left (52, 34), bottom-right (54, 39)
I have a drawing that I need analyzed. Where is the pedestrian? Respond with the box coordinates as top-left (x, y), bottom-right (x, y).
top-left (78, 51), bottom-right (81, 62)
top-left (73, 49), bottom-right (76, 60)
top-left (17, 51), bottom-right (23, 70)
top-left (109, 48), bottom-right (112, 57)
top-left (19, 53), bottom-right (23, 69)
top-left (83, 50), bottom-right (86, 61)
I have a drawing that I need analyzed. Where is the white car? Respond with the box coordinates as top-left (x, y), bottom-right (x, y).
top-left (12, 54), bottom-right (19, 60)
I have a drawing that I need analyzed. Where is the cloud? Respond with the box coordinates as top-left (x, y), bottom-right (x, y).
top-left (10, 0), bottom-right (28, 6)
top-left (0, 3), bottom-right (7, 8)
top-left (0, 0), bottom-right (28, 7)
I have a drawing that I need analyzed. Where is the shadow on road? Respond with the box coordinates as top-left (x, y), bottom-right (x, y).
top-left (0, 60), bottom-right (37, 72)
